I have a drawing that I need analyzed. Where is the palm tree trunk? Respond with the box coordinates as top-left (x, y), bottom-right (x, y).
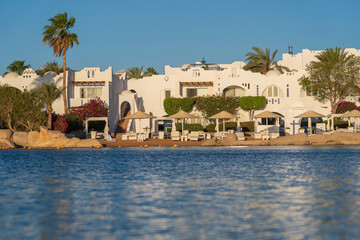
top-left (63, 52), bottom-right (68, 114)
top-left (47, 106), bottom-right (53, 129)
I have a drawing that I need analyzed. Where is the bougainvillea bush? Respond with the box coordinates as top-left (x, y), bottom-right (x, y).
top-left (53, 115), bottom-right (68, 133)
top-left (53, 98), bottom-right (108, 133)
top-left (336, 101), bottom-right (357, 114)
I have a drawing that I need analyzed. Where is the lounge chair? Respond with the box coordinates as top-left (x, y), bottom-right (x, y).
top-left (128, 133), bottom-right (137, 141)
top-left (171, 131), bottom-right (180, 141)
top-left (214, 132), bottom-right (224, 140)
top-left (270, 132), bottom-right (279, 139)
top-left (251, 132), bottom-right (262, 139)
top-left (235, 132), bottom-right (245, 141)
top-left (189, 131), bottom-right (199, 141)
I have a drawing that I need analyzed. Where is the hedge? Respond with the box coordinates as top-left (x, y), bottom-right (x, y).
top-left (175, 123), bottom-right (204, 132)
top-left (204, 121), bottom-right (255, 132)
top-left (163, 97), bottom-right (196, 115)
top-left (195, 96), bottom-right (240, 118)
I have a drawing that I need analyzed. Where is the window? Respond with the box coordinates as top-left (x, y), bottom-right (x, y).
top-left (165, 90), bottom-right (171, 99)
top-left (223, 86), bottom-right (245, 97)
top-left (187, 89), bottom-right (197, 97)
top-left (81, 88), bottom-right (102, 98)
top-left (262, 86), bottom-right (284, 98)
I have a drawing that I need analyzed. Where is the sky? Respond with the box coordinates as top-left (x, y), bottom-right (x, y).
top-left (1, 0), bottom-right (360, 74)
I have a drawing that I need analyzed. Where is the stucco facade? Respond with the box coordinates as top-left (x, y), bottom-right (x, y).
top-left (1, 48), bottom-right (360, 135)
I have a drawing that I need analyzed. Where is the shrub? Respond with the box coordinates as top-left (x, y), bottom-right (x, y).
top-left (205, 122), bottom-right (238, 132)
top-left (53, 115), bottom-right (68, 133)
top-left (175, 123), bottom-right (204, 132)
top-left (336, 101), bottom-right (357, 114)
top-left (195, 96), bottom-right (240, 118)
top-left (163, 97), bottom-right (196, 115)
top-left (239, 96), bottom-right (266, 119)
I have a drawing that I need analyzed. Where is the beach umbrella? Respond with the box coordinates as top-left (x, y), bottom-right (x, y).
top-left (295, 110), bottom-right (325, 135)
top-left (168, 110), bottom-right (197, 132)
top-left (125, 111), bottom-right (156, 133)
top-left (340, 110), bottom-right (360, 132)
top-left (209, 111), bottom-right (238, 132)
top-left (253, 111), bottom-right (282, 129)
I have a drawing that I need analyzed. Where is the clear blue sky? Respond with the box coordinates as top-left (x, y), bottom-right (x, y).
top-left (1, 0), bottom-right (360, 74)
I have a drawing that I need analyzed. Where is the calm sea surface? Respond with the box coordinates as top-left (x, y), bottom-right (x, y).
top-left (1, 146), bottom-right (360, 239)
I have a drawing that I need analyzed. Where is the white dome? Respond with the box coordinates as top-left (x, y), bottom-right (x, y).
top-left (4, 72), bottom-right (19, 78)
top-left (120, 90), bottom-right (134, 96)
top-left (44, 71), bottom-right (57, 76)
top-left (265, 70), bottom-right (281, 77)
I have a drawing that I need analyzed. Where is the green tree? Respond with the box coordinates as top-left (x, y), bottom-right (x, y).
top-left (127, 66), bottom-right (143, 79)
top-left (0, 85), bottom-right (21, 131)
top-left (239, 96), bottom-right (266, 120)
top-left (144, 67), bottom-right (159, 77)
top-left (243, 46), bottom-right (290, 74)
top-left (42, 12), bottom-right (79, 114)
top-left (4, 60), bottom-right (31, 76)
top-left (34, 82), bottom-right (63, 129)
top-left (13, 91), bottom-right (47, 131)
top-left (298, 47), bottom-right (360, 129)
top-left (0, 85), bottom-right (46, 131)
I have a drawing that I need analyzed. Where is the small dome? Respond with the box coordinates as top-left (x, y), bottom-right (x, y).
top-left (4, 72), bottom-right (19, 78)
top-left (120, 90), bottom-right (134, 96)
top-left (265, 70), bottom-right (281, 77)
top-left (44, 71), bottom-right (57, 76)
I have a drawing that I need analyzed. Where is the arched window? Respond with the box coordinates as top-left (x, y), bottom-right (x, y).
top-left (223, 86), bottom-right (245, 97)
top-left (262, 86), bottom-right (284, 98)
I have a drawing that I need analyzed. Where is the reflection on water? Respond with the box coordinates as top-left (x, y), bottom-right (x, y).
top-left (1, 146), bottom-right (360, 239)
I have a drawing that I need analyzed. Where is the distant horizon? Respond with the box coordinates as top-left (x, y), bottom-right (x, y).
top-left (1, 0), bottom-right (360, 75)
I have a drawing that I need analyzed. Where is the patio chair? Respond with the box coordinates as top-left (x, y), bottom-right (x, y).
top-left (171, 131), bottom-right (180, 141)
top-left (261, 130), bottom-right (270, 140)
top-left (158, 131), bottom-right (165, 139)
top-left (235, 132), bottom-right (245, 141)
top-left (189, 131), bottom-right (199, 141)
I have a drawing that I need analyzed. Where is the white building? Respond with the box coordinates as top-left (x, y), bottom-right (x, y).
top-left (1, 48), bottom-right (360, 135)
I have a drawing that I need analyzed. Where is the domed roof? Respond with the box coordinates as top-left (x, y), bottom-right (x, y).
top-left (120, 90), bottom-right (134, 96)
top-left (4, 72), bottom-right (19, 78)
top-left (265, 70), bottom-right (281, 77)
top-left (44, 71), bottom-right (57, 76)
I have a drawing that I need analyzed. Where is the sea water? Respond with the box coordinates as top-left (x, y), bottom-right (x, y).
top-left (1, 146), bottom-right (360, 239)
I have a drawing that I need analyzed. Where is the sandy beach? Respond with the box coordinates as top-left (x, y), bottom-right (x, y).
top-left (99, 132), bottom-right (360, 148)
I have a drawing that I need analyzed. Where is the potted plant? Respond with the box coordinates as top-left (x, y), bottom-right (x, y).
top-left (298, 127), bottom-right (305, 134)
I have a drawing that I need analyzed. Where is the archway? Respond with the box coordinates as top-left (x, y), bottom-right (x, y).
top-left (117, 101), bottom-right (131, 133)
top-left (223, 85), bottom-right (245, 97)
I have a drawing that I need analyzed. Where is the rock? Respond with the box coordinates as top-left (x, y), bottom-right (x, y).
top-left (15, 126), bottom-right (101, 148)
top-left (0, 138), bottom-right (15, 148)
top-left (13, 132), bottom-right (29, 147)
top-left (0, 129), bottom-right (13, 140)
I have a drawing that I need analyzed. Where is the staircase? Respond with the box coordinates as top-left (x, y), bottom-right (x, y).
top-left (115, 108), bottom-right (131, 138)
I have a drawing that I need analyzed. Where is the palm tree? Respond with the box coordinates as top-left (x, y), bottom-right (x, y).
top-left (243, 46), bottom-right (290, 74)
top-left (34, 82), bottom-right (62, 129)
top-left (42, 12), bottom-right (79, 114)
top-left (144, 67), bottom-right (159, 77)
top-left (127, 67), bottom-right (143, 79)
top-left (36, 61), bottom-right (64, 76)
top-left (315, 47), bottom-right (350, 65)
top-left (4, 60), bottom-right (31, 76)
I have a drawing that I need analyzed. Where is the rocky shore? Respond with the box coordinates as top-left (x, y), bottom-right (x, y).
top-left (0, 127), bottom-right (101, 148)
top-left (1, 128), bottom-right (360, 149)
